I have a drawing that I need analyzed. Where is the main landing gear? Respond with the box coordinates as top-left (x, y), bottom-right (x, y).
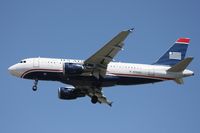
top-left (91, 95), bottom-right (98, 104)
top-left (32, 79), bottom-right (38, 91)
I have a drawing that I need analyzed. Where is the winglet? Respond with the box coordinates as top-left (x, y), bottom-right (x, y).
top-left (128, 28), bottom-right (134, 32)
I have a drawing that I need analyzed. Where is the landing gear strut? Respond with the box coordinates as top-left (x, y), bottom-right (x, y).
top-left (32, 80), bottom-right (38, 91)
top-left (91, 96), bottom-right (98, 104)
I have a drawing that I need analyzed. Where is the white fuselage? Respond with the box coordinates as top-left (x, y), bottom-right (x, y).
top-left (8, 57), bottom-right (193, 85)
top-left (7, 29), bottom-right (194, 106)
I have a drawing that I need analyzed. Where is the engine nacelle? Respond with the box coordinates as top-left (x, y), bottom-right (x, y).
top-left (58, 87), bottom-right (85, 100)
top-left (63, 63), bottom-right (84, 76)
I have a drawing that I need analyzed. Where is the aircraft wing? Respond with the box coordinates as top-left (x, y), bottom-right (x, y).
top-left (84, 28), bottom-right (133, 78)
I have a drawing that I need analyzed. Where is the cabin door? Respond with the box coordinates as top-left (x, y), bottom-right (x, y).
top-left (33, 58), bottom-right (40, 68)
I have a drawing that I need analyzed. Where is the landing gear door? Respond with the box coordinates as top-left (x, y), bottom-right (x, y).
top-left (33, 58), bottom-right (40, 68)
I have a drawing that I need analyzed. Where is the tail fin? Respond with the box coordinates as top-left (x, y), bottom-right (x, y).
top-left (154, 38), bottom-right (190, 66)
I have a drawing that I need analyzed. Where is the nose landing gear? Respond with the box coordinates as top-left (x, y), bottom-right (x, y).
top-left (32, 79), bottom-right (38, 91)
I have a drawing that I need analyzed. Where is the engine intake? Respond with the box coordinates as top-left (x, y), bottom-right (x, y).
top-left (63, 63), bottom-right (84, 76)
top-left (58, 87), bottom-right (85, 100)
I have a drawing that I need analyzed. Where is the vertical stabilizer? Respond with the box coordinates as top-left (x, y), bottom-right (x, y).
top-left (154, 38), bottom-right (190, 66)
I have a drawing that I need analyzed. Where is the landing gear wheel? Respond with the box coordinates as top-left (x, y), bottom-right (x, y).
top-left (32, 79), bottom-right (38, 91)
top-left (32, 86), bottom-right (37, 91)
top-left (91, 96), bottom-right (98, 104)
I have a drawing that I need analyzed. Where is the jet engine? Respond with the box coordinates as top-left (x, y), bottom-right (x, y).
top-left (63, 63), bottom-right (84, 76)
top-left (58, 87), bottom-right (85, 100)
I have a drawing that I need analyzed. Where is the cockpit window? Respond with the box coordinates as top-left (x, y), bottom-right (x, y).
top-left (20, 60), bottom-right (26, 63)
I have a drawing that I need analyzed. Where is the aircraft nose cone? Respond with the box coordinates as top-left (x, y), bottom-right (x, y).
top-left (8, 64), bottom-right (22, 77)
top-left (8, 65), bottom-right (15, 75)
top-left (8, 65), bottom-right (13, 72)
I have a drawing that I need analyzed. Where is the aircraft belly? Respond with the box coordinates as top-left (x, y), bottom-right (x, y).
top-left (23, 71), bottom-right (162, 87)
top-left (63, 75), bottom-right (162, 87)
top-left (62, 76), bottom-right (118, 87)
top-left (115, 77), bottom-right (162, 85)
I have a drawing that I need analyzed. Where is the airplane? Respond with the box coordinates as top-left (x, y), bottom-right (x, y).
top-left (8, 28), bottom-right (194, 106)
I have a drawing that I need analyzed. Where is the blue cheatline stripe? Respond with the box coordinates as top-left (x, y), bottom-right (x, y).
top-left (21, 69), bottom-right (63, 78)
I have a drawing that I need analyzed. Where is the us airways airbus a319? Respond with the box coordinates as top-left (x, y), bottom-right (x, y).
top-left (8, 29), bottom-right (194, 106)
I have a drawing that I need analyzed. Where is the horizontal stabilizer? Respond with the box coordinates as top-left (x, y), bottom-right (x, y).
top-left (167, 57), bottom-right (193, 72)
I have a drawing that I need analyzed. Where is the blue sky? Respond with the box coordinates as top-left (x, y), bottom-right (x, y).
top-left (0, 0), bottom-right (199, 133)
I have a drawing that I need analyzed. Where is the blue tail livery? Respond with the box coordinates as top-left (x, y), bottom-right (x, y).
top-left (154, 38), bottom-right (190, 66)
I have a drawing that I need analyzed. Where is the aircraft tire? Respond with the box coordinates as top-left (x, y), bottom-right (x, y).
top-left (32, 86), bottom-right (37, 91)
top-left (91, 96), bottom-right (98, 104)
